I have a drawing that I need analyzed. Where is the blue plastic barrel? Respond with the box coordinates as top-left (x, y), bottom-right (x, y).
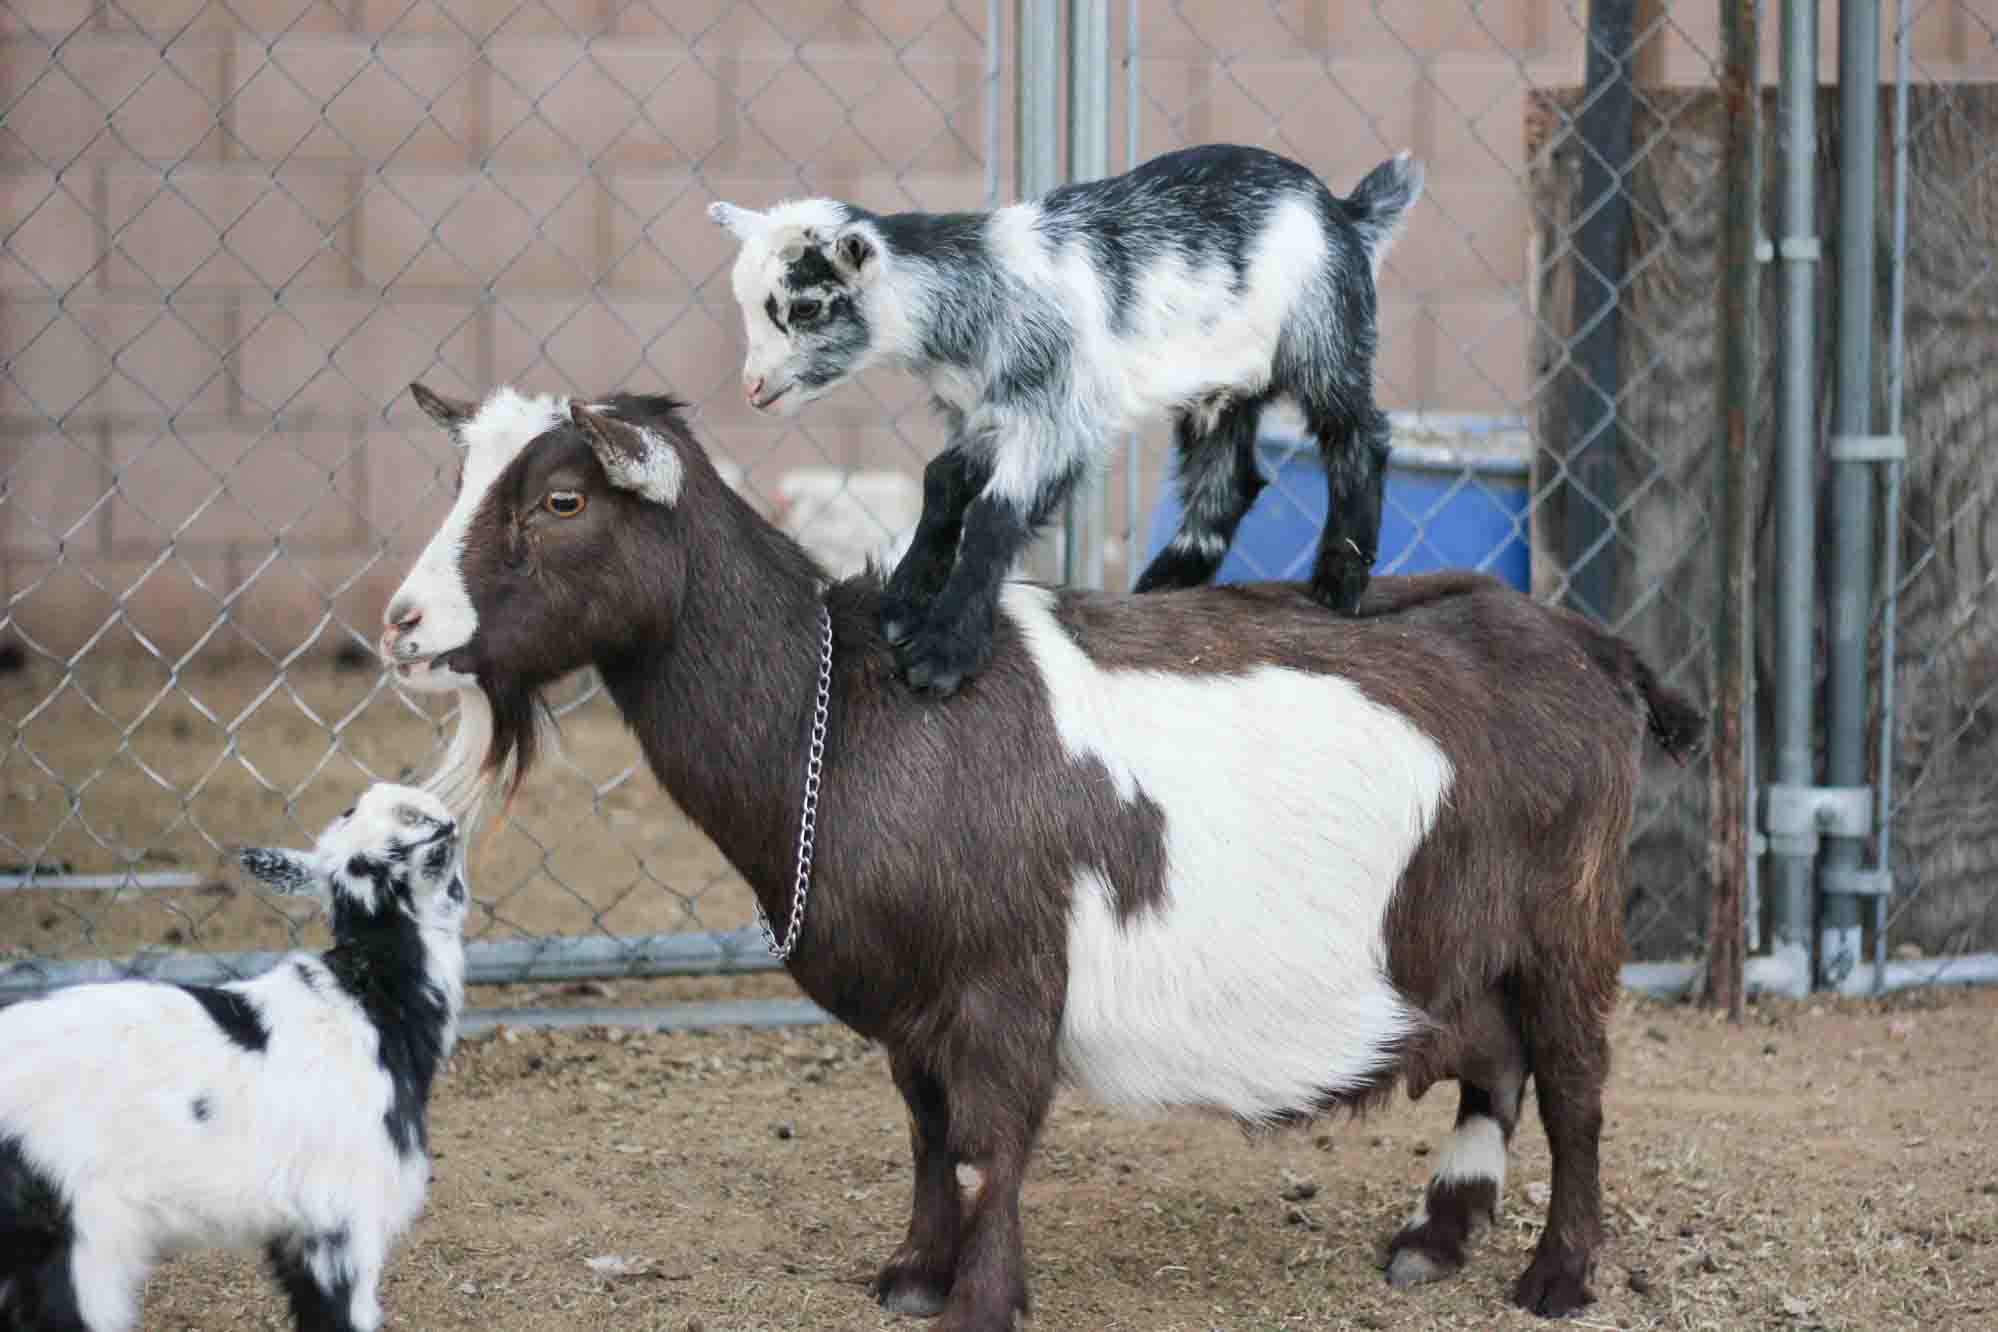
top-left (1140, 424), bottom-right (1531, 591)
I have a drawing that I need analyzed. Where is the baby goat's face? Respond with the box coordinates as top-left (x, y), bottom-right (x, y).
top-left (709, 198), bottom-right (880, 416)
top-left (241, 783), bottom-right (468, 936)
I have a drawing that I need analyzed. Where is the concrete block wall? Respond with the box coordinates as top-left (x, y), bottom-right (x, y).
top-left (4, 1), bottom-right (1987, 659)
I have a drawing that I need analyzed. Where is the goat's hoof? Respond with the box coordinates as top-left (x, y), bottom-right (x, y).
top-left (873, 1267), bottom-right (951, 1318)
top-left (1308, 546), bottom-right (1372, 617)
top-left (1511, 1247), bottom-right (1594, 1319)
top-left (882, 616), bottom-right (915, 647)
top-left (1384, 1216), bottom-right (1470, 1289)
top-left (894, 625), bottom-right (987, 698)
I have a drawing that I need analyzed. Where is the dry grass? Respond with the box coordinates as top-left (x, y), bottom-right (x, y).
top-left (123, 987), bottom-right (1998, 1332)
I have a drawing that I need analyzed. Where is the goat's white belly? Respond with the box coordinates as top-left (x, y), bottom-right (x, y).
top-left (999, 583), bottom-right (1449, 1124)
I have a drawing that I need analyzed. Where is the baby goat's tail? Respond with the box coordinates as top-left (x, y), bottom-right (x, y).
top-left (1347, 151), bottom-right (1426, 276)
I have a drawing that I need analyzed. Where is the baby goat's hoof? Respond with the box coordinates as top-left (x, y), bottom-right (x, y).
top-left (1511, 1245), bottom-right (1594, 1319)
top-left (1307, 541), bottom-right (1372, 617)
top-left (893, 619), bottom-right (991, 698)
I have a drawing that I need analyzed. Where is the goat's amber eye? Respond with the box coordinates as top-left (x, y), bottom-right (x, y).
top-left (543, 490), bottom-right (586, 518)
top-left (789, 299), bottom-right (821, 324)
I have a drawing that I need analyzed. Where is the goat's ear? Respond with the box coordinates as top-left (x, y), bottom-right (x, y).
top-left (831, 226), bottom-right (878, 285)
top-left (410, 382), bottom-right (476, 431)
top-left (707, 201), bottom-right (767, 242)
top-left (238, 847), bottom-right (319, 898)
top-left (570, 402), bottom-right (684, 507)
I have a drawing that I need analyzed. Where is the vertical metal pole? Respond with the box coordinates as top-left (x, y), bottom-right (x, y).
top-left (1768, 0), bottom-right (1819, 992)
top-left (1874, 0), bottom-right (1911, 991)
top-left (985, 0), bottom-right (1002, 209)
top-left (1063, 0), bottom-right (1111, 589)
top-left (1125, 0), bottom-right (1141, 590)
top-left (1707, 0), bottom-right (1760, 1021)
top-left (1017, 0), bottom-right (1063, 582)
top-left (1561, 0), bottom-right (1637, 624)
top-left (1820, 0), bottom-right (1879, 989)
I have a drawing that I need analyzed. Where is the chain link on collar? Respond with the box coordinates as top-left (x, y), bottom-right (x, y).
top-left (755, 602), bottom-right (831, 962)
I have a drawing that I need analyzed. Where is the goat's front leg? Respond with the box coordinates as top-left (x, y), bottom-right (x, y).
top-left (881, 436), bottom-right (991, 647)
top-left (873, 1052), bottom-right (962, 1315)
top-left (266, 1229), bottom-right (383, 1332)
top-left (930, 1029), bottom-right (1057, 1330)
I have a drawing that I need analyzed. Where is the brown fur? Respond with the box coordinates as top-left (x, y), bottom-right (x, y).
top-left (406, 387), bottom-right (1702, 1329)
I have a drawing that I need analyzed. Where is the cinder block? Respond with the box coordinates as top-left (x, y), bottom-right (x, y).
top-left (2, 427), bottom-right (114, 556)
top-left (1427, 297), bottom-right (1533, 413)
top-left (1401, 179), bottom-right (1531, 292)
top-left (0, 169), bottom-right (102, 291)
top-left (1425, 58), bottom-right (1530, 177)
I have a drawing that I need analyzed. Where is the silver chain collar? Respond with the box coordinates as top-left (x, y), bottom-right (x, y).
top-left (756, 602), bottom-right (832, 962)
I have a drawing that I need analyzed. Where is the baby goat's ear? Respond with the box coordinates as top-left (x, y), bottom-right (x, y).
top-left (707, 201), bottom-right (767, 241)
top-left (831, 226), bottom-right (878, 285)
top-left (570, 402), bottom-right (683, 506)
top-left (238, 847), bottom-right (319, 897)
top-left (409, 381), bottom-right (476, 431)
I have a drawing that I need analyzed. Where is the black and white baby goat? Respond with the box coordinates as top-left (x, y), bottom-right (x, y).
top-left (0, 783), bottom-right (467, 1332)
top-left (383, 384), bottom-right (1703, 1331)
top-left (710, 143), bottom-right (1424, 694)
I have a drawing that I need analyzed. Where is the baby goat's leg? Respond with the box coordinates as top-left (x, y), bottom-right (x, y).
top-left (881, 418), bottom-right (991, 646)
top-left (68, 1221), bottom-right (147, 1332)
top-left (266, 1229), bottom-right (381, 1332)
top-left (892, 449), bottom-right (1082, 697)
top-left (1302, 397), bottom-right (1391, 615)
top-left (873, 1052), bottom-right (962, 1316)
top-left (1132, 396), bottom-right (1268, 593)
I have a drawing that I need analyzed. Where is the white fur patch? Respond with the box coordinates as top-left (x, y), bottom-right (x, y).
top-left (596, 424), bottom-right (683, 506)
top-left (387, 386), bottom-right (569, 691)
top-left (1433, 1114), bottom-right (1507, 1191)
top-left (1000, 584), bottom-right (1451, 1123)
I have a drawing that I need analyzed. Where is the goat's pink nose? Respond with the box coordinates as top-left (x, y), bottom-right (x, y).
top-left (385, 600), bottom-right (421, 633)
top-left (744, 377), bottom-right (764, 403)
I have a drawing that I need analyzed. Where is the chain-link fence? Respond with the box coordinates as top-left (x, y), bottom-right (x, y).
top-left (4, 1), bottom-right (1995, 1012)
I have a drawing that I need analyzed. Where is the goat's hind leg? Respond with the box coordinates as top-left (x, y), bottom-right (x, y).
top-left (1301, 397), bottom-right (1390, 616)
top-left (1511, 984), bottom-right (1610, 1318)
top-left (873, 1052), bottom-right (963, 1316)
top-left (1385, 1006), bottom-right (1526, 1290)
top-left (1132, 396), bottom-right (1267, 593)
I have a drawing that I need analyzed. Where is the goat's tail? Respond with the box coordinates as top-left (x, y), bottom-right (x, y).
top-left (1562, 613), bottom-right (1706, 764)
top-left (1347, 150), bottom-right (1426, 273)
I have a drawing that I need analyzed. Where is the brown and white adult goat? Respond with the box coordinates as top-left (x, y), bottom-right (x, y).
top-left (380, 384), bottom-right (1702, 1330)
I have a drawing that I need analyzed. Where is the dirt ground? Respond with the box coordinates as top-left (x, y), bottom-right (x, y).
top-left (121, 986), bottom-right (1998, 1332)
top-left (1, 657), bottom-right (760, 966)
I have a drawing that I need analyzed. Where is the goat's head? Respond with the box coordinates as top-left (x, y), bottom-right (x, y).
top-left (708, 198), bottom-right (883, 416)
top-left (239, 782), bottom-right (467, 937)
top-left (381, 384), bottom-right (705, 812)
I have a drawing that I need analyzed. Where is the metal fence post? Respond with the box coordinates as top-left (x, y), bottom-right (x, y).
top-left (1063, 0), bottom-right (1112, 591)
top-left (1873, 0), bottom-right (1912, 993)
top-left (1561, 0), bottom-right (1637, 625)
top-left (1767, 0), bottom-right (1821, 994)
top-left (1819, 0), bottom-right (1882, 990)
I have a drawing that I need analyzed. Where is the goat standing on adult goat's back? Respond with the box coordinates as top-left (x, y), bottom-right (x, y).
top-left (381, 383), bottom-right (1703, 1330)
top-left (708, 144), bottom-right (1423, 695)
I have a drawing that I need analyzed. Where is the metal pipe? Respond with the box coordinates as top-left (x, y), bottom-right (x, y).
top-left (1125, 0), bottom-right (1140, 590)
top-left (1621, 951), bottom-right (1998, 1000)
top-left (0, 927), bottom-right (786, 1000)
top-left (1017, 0), bottom-right (1062, 581)
top-left (1766, 0), bottom-right (1819, 992)
top-left (1820, 0), bottom-right (1879, 989)
top-left (1875, 0), bottom-right (1912, 992)
top-left (984, 0), bottom-right (1002, 209)
top-left (1064, 0), bottom-right (1111, 590)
